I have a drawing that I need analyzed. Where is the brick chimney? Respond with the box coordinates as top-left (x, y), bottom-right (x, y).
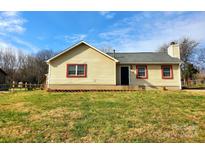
top-left (167, 42), bottom-right (180, 59)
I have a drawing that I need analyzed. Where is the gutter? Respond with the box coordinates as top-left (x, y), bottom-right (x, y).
top-left (119, 62), bottom-right (182, 64)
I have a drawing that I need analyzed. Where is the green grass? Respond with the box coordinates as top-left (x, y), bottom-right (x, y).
top-left (0, 90), bottom-right (205, 143)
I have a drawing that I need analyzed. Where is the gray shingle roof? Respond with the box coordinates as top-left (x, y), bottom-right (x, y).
top-left (107, 52), bottom-right (181, 64)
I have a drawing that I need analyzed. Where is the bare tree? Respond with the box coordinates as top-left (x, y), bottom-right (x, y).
top-left (157, 37), bottom-right (200, 83)
top-left (157, 37), bottom-right (199, 62)
top-left (180, 38), bottom-right (199, 63)
top-left (198, 48), bottom-right (205, 70)
top-left (0, 48), bottom-right (18, 82)
top-left (100, 46), bottom-right (114, 53)
top-left (35, 50), bottom-right (55, 84)
top-left (0, 47), bottom-right (55, 84)
top-left (157, 43), bottom-right (170, 52)
top-left (192, 48), bottom-right (205, 71)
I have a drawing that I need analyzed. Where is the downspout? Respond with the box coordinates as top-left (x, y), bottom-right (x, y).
top-left (179, 63), bottom-right (182, 90)
top-left (47, 62), bottom-right (51, 89)
top-left (113, 49), bottom-right (116, 85)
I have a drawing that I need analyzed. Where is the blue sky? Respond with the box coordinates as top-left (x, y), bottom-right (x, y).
top-left (0, 11), bottom-right (205, 54)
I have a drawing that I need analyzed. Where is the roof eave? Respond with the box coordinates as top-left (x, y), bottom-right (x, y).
top-left (0, 69), bottom-right (7, 75)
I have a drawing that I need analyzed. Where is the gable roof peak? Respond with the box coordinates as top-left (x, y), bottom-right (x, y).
top-left (46, 40), bottom-right (118, 63)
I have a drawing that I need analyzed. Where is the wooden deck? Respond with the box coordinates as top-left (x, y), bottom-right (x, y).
top-left (47, 85), bottom-right (145, 92)
top-left (47, 85), bottom-right (163, 92)
top-left (46, 84), bottom-right (180, 92)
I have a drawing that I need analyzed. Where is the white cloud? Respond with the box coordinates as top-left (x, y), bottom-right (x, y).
top-left (1, 11), bottom-right (18, 17)
top-left (0, 37), bottom-right (39, 53)
top-left (98, 12), bottom-right (205, 51)
top-left (0, 11), bottom-right (26, 34)
top-left (99, 11), bottom-right (115, 19)
top-left (0, 40), bottom-right (12, 48)
top-left (100, 28), bottom-right (132, 38)
top-left (0, 12), bottom-right (39, 53)
top-left (36, 36), bottom-right (46, 40)
top-left (100, 11), bottom-right (111, 15)
top-left (99, 11), bottom-right (110, 16)
top-left (12, 37), bottom-right (40, 53)
top-left (64, 34), bottom-right (87, 43)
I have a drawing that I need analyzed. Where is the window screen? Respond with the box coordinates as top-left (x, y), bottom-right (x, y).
top-left (77, 65), bottom-right (85, 75)
top-left (68, 65), bottom-right (76, 75)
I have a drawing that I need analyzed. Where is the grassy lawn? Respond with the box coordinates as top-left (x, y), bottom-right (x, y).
top-left (0, 90), bottom-right (205, 143)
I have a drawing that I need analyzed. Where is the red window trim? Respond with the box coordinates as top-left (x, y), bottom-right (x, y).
top-left (136, 65), bottom-right (148, 79)
top-left (161, 65), bottom-right (173, 79)
top-left (66, 64), bottom-right (87, 78)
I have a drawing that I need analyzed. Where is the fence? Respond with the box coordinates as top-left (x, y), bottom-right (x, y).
top-left (0, 83), bottom-right (45, 92)
top-left (182, 79), bottom-right (205, 89)
top-left (0, 80), bottom-right (205, 91)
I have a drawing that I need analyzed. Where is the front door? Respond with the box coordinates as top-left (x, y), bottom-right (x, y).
top-left (121, 67), bottom-right (129, 85)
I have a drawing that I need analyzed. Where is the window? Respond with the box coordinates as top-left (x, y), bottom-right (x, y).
top-left (67, 64), bottom-right (87, 77)
top-left (136, 65), bottom-right (148, 79)
top-left (77, 65), bottom-right (85, 75)
top-left (68, 65), bottom-right (76, 76)
top-left (161, 65), bottom-right (173, 79)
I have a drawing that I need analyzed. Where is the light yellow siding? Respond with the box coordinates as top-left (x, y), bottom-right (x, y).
top-left (48, 43), bottom-right (116, 85)
top-left (117, 64), bottom-right (181, 89)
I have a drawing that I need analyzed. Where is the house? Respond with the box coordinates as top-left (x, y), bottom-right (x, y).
top-left (46, 41), bottom-right (182, 91)
top-left (0, 68), bottom-right (8, 91)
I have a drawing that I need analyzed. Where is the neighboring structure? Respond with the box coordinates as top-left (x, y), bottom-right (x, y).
top-left (0, 68), bottom-right (7, 84)
top-left (46, 41), bottom-right (182, 90)
top-left (0, 68), bottom-right (8, 90)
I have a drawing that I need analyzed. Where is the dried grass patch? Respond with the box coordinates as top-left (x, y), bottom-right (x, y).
top-left (0, 125), bottom-right (31, 139)
top-left (123, 124), bottom-right (199, 142)
top-left (30, 108), bottom-right (82, 121)
top-left (1, 102), bottom-right (25, 111)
